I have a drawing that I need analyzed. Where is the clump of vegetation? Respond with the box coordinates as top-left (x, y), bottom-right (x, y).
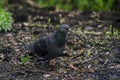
top-left (106, 24), bottom-right (118, 37)
top-left (0, 7), bottom-right (13, 31)
top-left (36, 0), bottom-right (114, 11)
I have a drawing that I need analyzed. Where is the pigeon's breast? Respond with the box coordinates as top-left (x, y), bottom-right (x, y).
top-left (50, 45), bottom-right (64, 53)
top-left (44, 34), bottom-right (65, 60)
top-left (46, 41), bottom-right (65, 59)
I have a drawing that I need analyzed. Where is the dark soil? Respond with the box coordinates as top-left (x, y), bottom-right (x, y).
top-left (0, 5), bottom-right (120, 80)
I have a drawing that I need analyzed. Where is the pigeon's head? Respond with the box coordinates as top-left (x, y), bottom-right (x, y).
top-left (59, 24), bottom-right (71, 34)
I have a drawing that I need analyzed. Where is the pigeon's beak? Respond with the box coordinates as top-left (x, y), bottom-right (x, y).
top-left (68, 28), bottom-right (72, 33)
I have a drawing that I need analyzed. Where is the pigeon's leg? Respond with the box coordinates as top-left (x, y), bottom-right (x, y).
top-left (47, 59), bottom-right (56, 67)
top-left (60, 51), bottom-right (71, 57)
top-left (61, 52), bottom-right (71, 57)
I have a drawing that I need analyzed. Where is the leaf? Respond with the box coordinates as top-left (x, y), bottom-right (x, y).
top-left (20, 56), bottom-right (30, 65)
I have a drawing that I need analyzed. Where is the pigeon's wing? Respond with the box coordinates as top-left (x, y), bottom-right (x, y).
top-left (34, 36), bottom-right (48, 56)
top-left (24, 36), bottom-right (48, 57)
top-left (44, 33), bottom-right (66, 60)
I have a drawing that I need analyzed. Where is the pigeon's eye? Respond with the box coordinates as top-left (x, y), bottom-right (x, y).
top-left (65, 27), bottom-right (69, 30)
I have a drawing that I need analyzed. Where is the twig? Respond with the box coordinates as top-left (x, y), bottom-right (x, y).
top-left (70, 53), bottom-right (83, 60)
top-left (102, 59), bottom-right (108, 67)
top-left (81, 55), bottom-right (99, 64)
top-left (69, 63), bottom-right (77, 70)
top-left (69, 55), bottom-right (99, 70)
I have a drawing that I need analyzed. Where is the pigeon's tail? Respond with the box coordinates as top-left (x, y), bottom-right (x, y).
top-left (24, 43), bottom-right (35, 54)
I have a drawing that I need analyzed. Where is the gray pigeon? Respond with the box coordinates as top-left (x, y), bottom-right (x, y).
top-left (24, 24), bottom-right (71, 66)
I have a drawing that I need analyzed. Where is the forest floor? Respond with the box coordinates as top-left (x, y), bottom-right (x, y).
top-left (0, 5), bottom-right (120, 80)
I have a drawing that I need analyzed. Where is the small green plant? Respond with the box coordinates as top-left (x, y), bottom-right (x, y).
top-left (86, 49), bottom-right (91, 57)
top-left (20, 55), bottom-right (30, 65)
top-left (106, 24), bottom-right (118, 37)
top-left (31, 29), bottom-right (36, 41)
top-left (113, 28), bottom-right (118, 37)
top-left (47, 18), bottom-right (51, 24)
top-left (0, 7), bottom-right (13, 31)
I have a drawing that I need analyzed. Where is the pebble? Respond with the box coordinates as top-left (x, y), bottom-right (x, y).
top-left (0, 54), bottom-right (4, 61)
top-left (43, 74), bottom-right (50, 78)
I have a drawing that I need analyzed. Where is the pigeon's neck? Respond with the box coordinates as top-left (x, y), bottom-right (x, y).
top-left (54, 31), bottom-right (66, 46)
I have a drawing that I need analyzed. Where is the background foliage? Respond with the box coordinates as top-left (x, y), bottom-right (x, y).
top-left (0, 0), bottom-right (119, 11)
top-left (35, 0), bottom-right (114, 11)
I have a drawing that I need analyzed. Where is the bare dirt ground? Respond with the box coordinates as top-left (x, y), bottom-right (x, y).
top-left (0, 5), bottom-right (120, 80)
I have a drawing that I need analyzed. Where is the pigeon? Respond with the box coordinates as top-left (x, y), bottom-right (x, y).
top-left (24, 24), bottom-right (71, 66)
